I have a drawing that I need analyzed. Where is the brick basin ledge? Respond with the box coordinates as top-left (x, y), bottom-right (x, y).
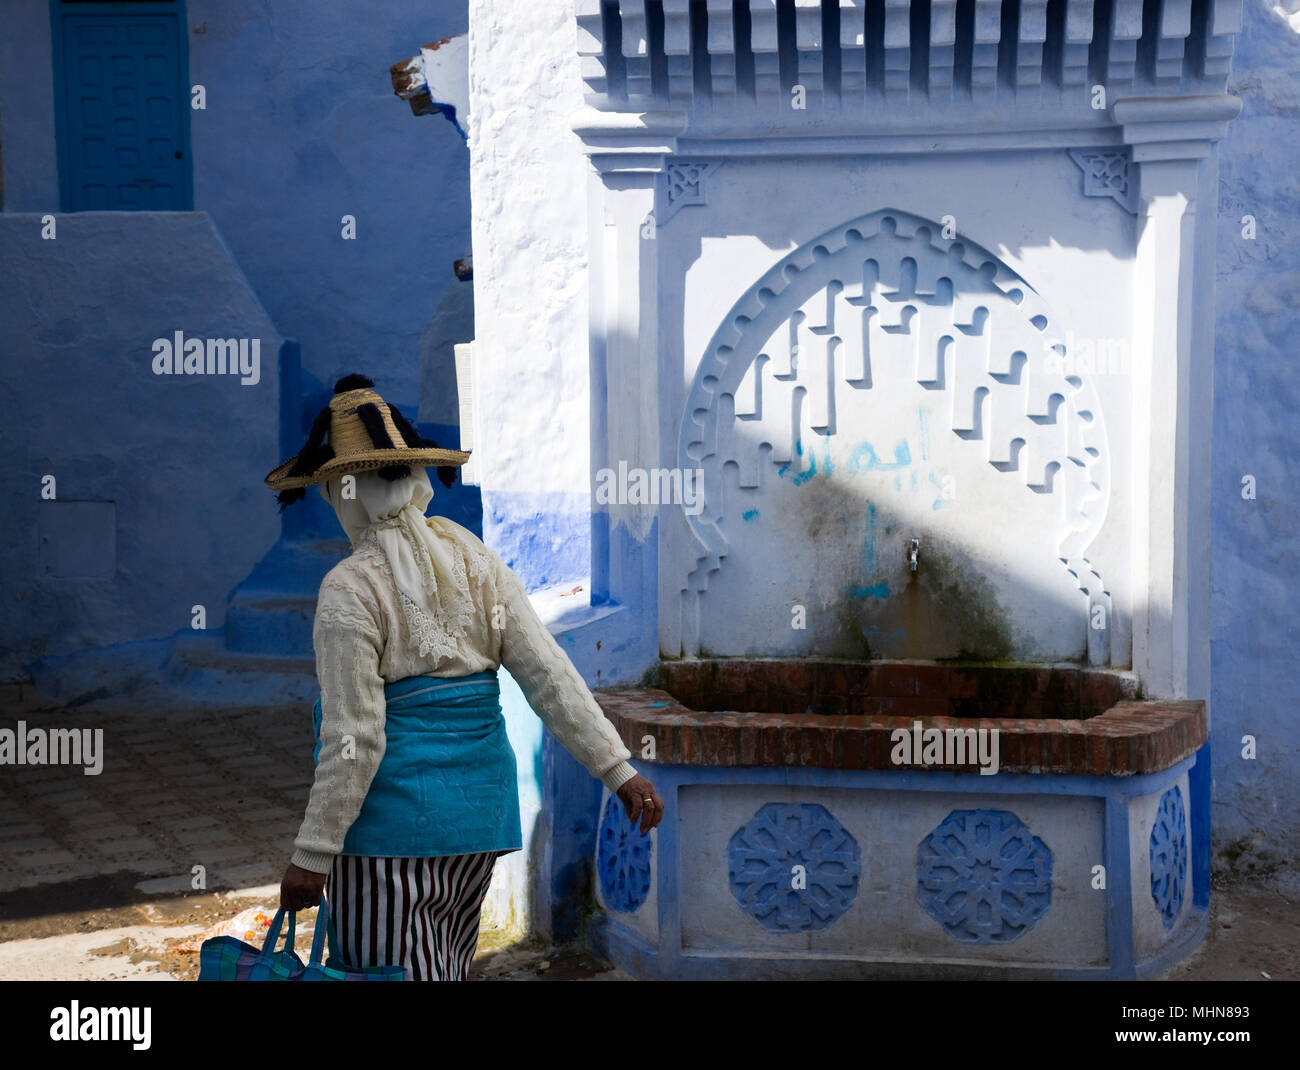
top-left (593, 659), bottom-right (1206, 777)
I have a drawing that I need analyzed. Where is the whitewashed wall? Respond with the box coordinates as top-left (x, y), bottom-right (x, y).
top-left (467, 0), bottom-right (594, 578)
top-left (467, 0), bottom-right (600, 941)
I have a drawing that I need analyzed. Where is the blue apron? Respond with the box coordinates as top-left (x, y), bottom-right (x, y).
top-left (312, 670), bottom-right (522, 858)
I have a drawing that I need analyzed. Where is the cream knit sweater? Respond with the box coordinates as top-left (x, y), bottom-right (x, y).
top-left (290, 518), bottom-right (638, 874)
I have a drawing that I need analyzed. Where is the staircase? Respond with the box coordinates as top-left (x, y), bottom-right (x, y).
top-left (26, 342), bottom-right (482, 711)
top-left (168, 341), bottom-right (483, 706)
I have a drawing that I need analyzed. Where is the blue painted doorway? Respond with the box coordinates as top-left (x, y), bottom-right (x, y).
top-left (51, 0), bottom-right (193, 211)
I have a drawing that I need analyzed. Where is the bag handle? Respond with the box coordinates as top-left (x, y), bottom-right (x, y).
top-left (308, 895), bottom-right (342, 967)
top-left (259, 907), bottom-right (297, 956)
top-left (249, 908), bottom-right (297, 979)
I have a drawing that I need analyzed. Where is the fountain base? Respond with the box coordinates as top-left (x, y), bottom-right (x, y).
top-left (590, 659), bottom-right (1209, 980)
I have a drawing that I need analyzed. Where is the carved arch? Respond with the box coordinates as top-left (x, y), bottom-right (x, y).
top-left (676, 208), bottom-right (1111, 658)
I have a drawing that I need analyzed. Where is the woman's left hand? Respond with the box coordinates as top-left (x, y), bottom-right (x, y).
top-left (616, 774), bottom-right (666, 835)
top-left (280, 862), bottom-right (327, 911)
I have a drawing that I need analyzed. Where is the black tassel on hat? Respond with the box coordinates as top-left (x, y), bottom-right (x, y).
top-left (275, 373), bottom-right (458, 510)
top-left (333, 373), bottom-right (374, 393)
top-left (354, 400), bottom-right (412, 484)
top-left (274, 374), bottom-right (366, 510)
top-left (388, 402), bottom-right (458, 490)
top-left (274, 404), bottom-right (335, 511)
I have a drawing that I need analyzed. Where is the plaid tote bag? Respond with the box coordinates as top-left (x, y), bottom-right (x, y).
top-left (198, 895), bottom-right (408, 981)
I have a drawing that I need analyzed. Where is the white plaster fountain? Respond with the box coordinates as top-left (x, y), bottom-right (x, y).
top-left (445, 0), bottom-right (1242, 977)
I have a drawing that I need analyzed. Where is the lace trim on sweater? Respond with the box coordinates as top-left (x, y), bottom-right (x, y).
top-left (354, 523), bottom-right (496, 661)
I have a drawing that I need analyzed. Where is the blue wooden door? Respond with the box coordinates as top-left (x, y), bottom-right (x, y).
top-left (53, 1), bottom-right (192, 211)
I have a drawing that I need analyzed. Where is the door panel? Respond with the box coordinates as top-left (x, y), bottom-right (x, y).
top-left (54, 3), bottom-right (192, 211)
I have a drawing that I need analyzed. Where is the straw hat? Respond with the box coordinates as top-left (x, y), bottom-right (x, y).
top-left (266, 374), bottom-right (470, 507)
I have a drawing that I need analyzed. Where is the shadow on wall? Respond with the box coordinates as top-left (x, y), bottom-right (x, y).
top-left (1209, 0), bottom-right (1300, 864)
top-left (0, 212), bottom-right (283, 678)
top-left (643, 200), bottom-right (1144, 669)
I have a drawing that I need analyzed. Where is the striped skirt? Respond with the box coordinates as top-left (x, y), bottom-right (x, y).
top-left (325, 852), bottom-right (503, 981)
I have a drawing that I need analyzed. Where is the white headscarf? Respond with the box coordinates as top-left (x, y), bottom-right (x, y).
top-left (319, 468), bottom-right (487, 662)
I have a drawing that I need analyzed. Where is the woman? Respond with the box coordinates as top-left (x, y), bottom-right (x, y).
top-left (265, 374), bottom-right (665, 980)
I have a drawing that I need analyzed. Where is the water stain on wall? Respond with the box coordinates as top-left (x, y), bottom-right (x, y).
top-left (826, 499), bottom-right (1017, 662)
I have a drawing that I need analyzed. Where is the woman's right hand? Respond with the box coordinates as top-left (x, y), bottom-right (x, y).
top-left (616, 774), bottom-right (666, 835)
top-left (280, 862), bottom-right (327, 911)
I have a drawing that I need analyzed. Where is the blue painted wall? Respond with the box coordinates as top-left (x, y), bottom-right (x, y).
top-left (180, 0), bottom-right (471, 409)
top-left (0, 212), bottom-right (282, 674)
top-left (2, 0), bottom-right (470, 406)
top-left (0, 3), bottom-right (60, 209)
top-left (0, 0), bottom-right (474, 675)
top-left (1211, 1), bottom-right (1300, 870)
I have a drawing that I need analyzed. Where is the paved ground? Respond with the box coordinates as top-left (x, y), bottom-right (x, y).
top-left (0, 694), bottom-right (1293, 981)
top-left (1161, 873), bottom-right (1299, 981)
top-left (0, 881), bottom-right (629, 981)
top-left (0, 700), bottom-right (310, 897)
top-left (0, 695), bottom-right (631, 980)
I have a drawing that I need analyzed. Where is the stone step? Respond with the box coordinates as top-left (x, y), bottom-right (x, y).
top-left (172, 631), bottom-right (315, 677)
top-left (229, 537), bottom-right (350, 597)
top-left (223, 537), bottom-right (348, 657)
top-left (224, 597), bottom-right (317, 658)
top-left (160, 632), bottom-right (319, 708)
top-left (24, 635), bottom-right (319, 712)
